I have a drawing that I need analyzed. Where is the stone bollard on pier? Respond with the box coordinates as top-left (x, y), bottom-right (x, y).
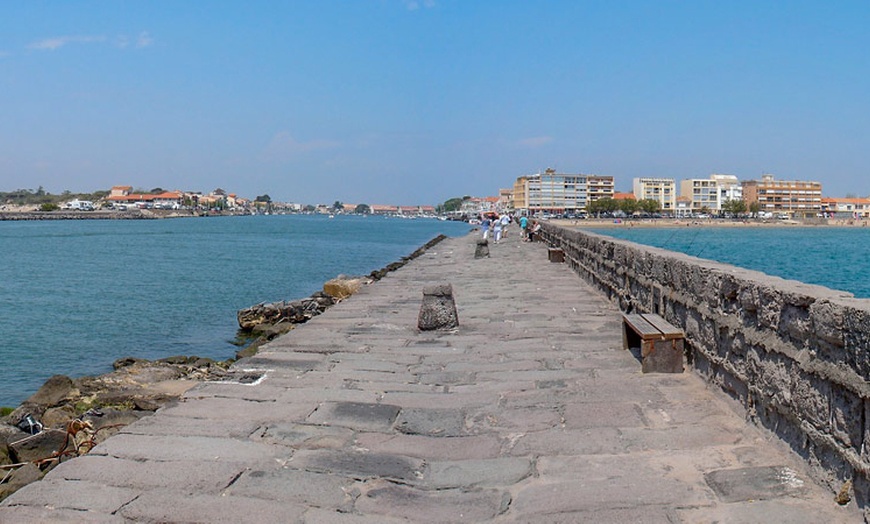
top-left (474, 239), bottom-right (490, 259)
top-left (417, 283), bottom-right (459, 330)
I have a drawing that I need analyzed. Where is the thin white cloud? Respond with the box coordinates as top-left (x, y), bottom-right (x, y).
top-left (136, 31), bottom-right (154, 48)
top-left (27, 32), bottom-right (152, 51)
top-left (403, 0), bottom-right (436, 11)
top-left (518, 136), bottom-right (554, 148)
top-left (27, 35), bottom-right (106, 51)
top-left (264, 132), bottom-right (340, 160)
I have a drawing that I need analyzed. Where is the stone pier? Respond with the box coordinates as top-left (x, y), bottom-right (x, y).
top-left (0, 231), bottom-right (860, 522)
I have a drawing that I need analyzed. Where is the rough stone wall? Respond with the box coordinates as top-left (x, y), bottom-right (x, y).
top-left (540, 223), bottom-right (870, 509)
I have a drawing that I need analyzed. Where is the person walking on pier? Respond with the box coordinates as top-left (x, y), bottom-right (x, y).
top-left (499, 213), bottom-right (511, 240)
top-left (481, 214), bottom-right (492, 240)
top-left (493, 213), bottom-right (504, 244)
top-left (519, 215), bottom-right (529, 241)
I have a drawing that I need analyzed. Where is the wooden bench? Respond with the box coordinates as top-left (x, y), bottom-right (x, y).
top-left (622, 313), bottom-right (685, 373)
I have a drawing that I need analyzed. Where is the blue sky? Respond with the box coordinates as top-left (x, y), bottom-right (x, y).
top-left (2, 1), bottom-right (869, 204)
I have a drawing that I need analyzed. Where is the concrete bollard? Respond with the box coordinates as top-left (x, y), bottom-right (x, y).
top-left (474, 239), bottom-right (490, 259)
top-left (418, 283), bottom-right (459, 330)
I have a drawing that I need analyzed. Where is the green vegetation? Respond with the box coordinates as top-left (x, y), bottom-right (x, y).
top-left (637, 198), bottom-right (661, 214)
top-left (39, 202), bottom-right (60, 211)
top-left (586, 197), bottom-right (619, 216)
top-left (355, 203), bottom-right (371, 214)
top-left (721, 198), bottom-right (747, 216)
top-left (618, 198), bottom-right (638, 215)
top-left (586, 197), bottom-right (660, 216)
top-left (1, 186), bottom-right (107, 207)
top-left (0, 406), bottom-right (14, 417)
top-left (438, 196), bottom-right (469, 213)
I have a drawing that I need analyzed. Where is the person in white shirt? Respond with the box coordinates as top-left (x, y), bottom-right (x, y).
top-left (492, 214), bottom-right (503, 243)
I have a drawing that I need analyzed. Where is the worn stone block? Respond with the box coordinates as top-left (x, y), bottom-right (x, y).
top-left (289, 449), bottom-right (425, 482)
top-left (830, 386), bottom-right (862, 451)
top-left (704, 466), bottom-right (809, 503)
top-left (394, 408), bottom-right (466, 437)
top-left (789, 370), bottom-right (830, 431)
top-left (844, 307), bottom-right (870, 380)
top-left (474, 239), bottom-right (489, 259)
top-left (356, 480), bottom-right (509, 522)
top-left (306, 401), bottom-right (400, 432)
top-left (417, 283), bottom-right (459, 330)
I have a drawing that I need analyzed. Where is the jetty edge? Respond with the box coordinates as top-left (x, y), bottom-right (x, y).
top-left (539, 220), bottom-right (870, 516)
top-left (0, 233), bottom-right (453, 501)
top-left (0, 227), bottom-right (861, 522)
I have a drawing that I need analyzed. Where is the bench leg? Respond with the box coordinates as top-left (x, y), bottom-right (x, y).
top-left (641, 339), bottom-right (684, 373)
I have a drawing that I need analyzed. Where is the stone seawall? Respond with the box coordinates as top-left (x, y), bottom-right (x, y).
top-left (540, 222), bottom-right (870, 509)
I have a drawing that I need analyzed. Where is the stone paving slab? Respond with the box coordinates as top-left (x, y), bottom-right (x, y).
top-left (0, 231), bottom-right (863, 522)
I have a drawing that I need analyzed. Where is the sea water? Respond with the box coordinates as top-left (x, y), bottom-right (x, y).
top-left (589, 225), bottom-right (870, 299)
top-left (0, 215), bottom-right (470, 407)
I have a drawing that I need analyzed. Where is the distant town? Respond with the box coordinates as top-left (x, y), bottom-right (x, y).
top-left (465, 170), bottom-right (870, 220)
top-left (2, 170), bottom-right (869, 221)
top-left (0, 185), bottom-right (439, 218)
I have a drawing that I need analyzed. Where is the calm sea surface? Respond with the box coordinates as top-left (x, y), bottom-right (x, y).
top-left (0, 215), bottom-right (469, 407)
top-left (589, 226), bottom-right (870, 299)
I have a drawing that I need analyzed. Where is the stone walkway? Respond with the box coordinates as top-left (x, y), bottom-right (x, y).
top-left (0, 230), bottom-right (862, 522)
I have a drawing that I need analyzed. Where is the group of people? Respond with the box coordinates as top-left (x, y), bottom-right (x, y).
top-left (478, 213), bottom-right (541, 243)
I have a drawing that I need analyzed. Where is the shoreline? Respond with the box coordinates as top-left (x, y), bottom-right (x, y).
top-left (0, 209), bottom-right (229, 221)
top-left (551, 217), bottom-right (869, 229)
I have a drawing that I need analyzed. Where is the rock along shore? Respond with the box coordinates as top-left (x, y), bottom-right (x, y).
top-left (0, 233), bottom-right (453, 501)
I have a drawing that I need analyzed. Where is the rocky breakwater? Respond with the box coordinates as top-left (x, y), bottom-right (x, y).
top-left (234, 233), bottom-right (451, 357)
top-left (235, 276), bottom-right (369, 358)
top-left (0, 356), bottom-right (228, 500)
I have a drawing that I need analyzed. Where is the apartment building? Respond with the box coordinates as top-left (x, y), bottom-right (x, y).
top-left (513, 168), bottom-right (588, 215)
top-left (742, 174), bottom-right (822, 217)
top-left (498, 188), bottom-right (514, 212)
top-left (633, 177), bottom-right (677, 212)
top-left (679, 174), bottom-right (743, 213)
top-left (821, 197), bottom-right (870, 218)
top-left (710, 174), bottom-right (743, 203)
top-left (512, 176), bottom-right (529, 212)
top-left (586, 175), bottom-right (615, 203)
top-left (680, 178), bottom-right (719, 212)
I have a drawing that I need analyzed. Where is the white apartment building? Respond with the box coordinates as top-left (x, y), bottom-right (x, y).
top-left (710, 174), bottom-right (743, 203)
top-left (633, 177), bottom-right (677, 213)
top-left (679, 174), bottom-right (743, 213)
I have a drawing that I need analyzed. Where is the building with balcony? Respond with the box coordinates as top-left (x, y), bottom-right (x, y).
top-left (512, 168), bottom-right (588, 215)
top-left (742, 174), bottom-right (822, 218)
top-left (820, 197), bottom-right (870, 219)
top-left (679, 174), bottom-right (743, 213)
top-left (633, 177), bottom-right (677, 213)
top-left (586, 175), bottom-right (615, 203)
top-left (710, 174), bottom-right (743, 204)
